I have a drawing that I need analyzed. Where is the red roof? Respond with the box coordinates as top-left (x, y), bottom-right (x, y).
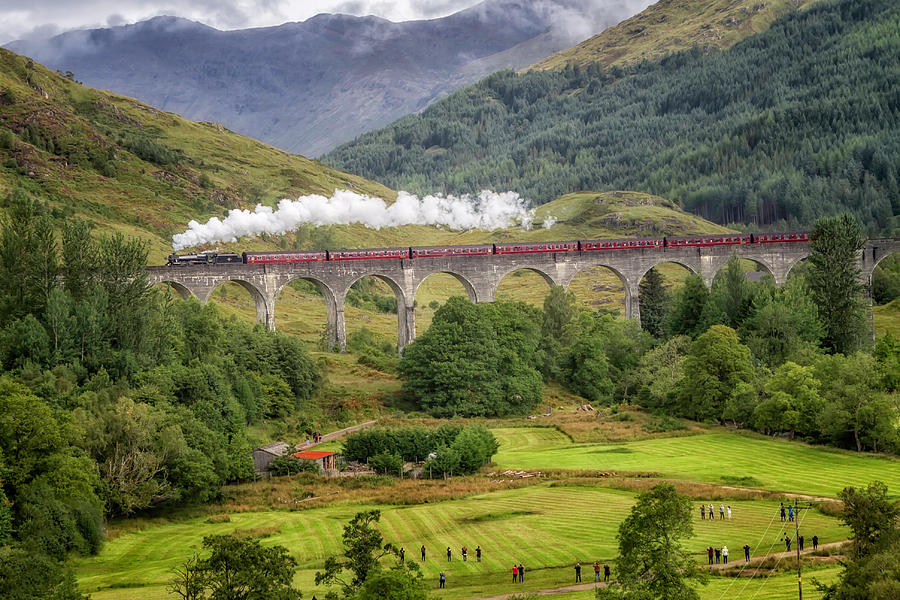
top-left (292, 450), bottom-right (337, 460)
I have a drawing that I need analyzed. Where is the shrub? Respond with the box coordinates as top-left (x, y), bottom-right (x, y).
top-left (267, 455), bottom-right (320, 476)
top-left (369, 452), bottom-right (403, 475)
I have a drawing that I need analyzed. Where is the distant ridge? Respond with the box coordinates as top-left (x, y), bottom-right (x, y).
top-left (7, 1), bottom-right (653, 157)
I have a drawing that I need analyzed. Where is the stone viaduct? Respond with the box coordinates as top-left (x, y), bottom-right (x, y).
top-left (147, 239), bottom-right (900, 352)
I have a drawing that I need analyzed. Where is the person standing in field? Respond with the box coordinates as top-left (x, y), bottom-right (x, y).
top-left (785, 536), bottom-right (792, 551)
top-left (439, 572), bottom-right (445, 589)
top-left (707, 546), bottom-right (714, 565)
top-left (462, 546), bottom-right (467, 561)
top-left (447, 547), bottom-right (451, 562)
top-left (594, 561), bottom-right (601, 582)
top-left (701, 504), bottom-right (706, 520)
top-left (518, 564), bottom-right (524, 582)
top-left (812, 535), bottom-right (819, 550)
top-left (714, 547), bottom-right (721, 564)
top-left (604, 563), bottom-right (610, 583)
top-left (512, 564), bottom-right (518, 583)
top-left (719, 504), bottom-right (725, 520)
top-left (400, 547), bottom-right (405, 563)
top-left (421, 545), bottom-right (426, 561)
top-left (743, 544), bottom-right (751, 562)
top-left (788, 505), bottom-right (795, 522)
top-left (722, 546), bottom-right (729, 564)
top-left (727, 506), bottom-right (732, 520)
top-left (799, 535), bottom-right (804, 550)
top-left (574, 563), bottom-right (582, 582)
top-left (780, 503), bottom-right (786, 522)
top-left (476, 546), bottom-right (482, 562)
top-left (708, 504), bottom-right (714, 521)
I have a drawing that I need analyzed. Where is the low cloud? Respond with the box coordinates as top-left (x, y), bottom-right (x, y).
top-left (172, 189), bottom-right (547, 250)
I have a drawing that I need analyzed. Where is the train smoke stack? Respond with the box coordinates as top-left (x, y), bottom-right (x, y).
top-left (172, 189), bottom-right (551, 250)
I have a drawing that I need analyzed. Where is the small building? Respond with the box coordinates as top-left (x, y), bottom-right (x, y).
top-left (252, 442), bottom-right (291, 475)
top-left (292, 450), bottom-right (338, 473)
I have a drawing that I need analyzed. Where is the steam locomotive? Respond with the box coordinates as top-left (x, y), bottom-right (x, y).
top-left (166, 232), bottom-right (809, 266)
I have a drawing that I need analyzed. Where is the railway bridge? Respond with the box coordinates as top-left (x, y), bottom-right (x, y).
top-left (147, 239), bottom-right (900, 352)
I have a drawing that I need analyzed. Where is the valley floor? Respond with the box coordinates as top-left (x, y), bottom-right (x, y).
top-left (74, 412), bottom-right (895, 600)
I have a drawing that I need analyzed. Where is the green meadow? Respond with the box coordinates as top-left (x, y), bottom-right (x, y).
top-left (72, 421), bottom-right (887, 600)
top-left (492, 428), bottom-right (900, 498)
top-left (77, 484), bottom-right (845, 600)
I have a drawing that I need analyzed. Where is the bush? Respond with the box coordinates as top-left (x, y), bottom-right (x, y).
top-left (267, 455), bottom-right (320, 476)
top-left (122, 135), bottom-right (180, 165)
top-left (0, 129), bottom-right (14, 150)
top-left (369, 452), bottom-right (403, 475)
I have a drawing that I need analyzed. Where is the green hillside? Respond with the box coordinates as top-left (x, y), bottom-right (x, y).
top-left (0, 49), bottom-right (395, 263)
top-left (531, 0), bottom-right (822, 72)
top-left (324, 0), bottom-right (900, 235)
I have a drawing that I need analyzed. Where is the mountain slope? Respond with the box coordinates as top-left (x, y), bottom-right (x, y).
top-left (530, 0), bottom-right (822, 72)
top-left (7, 1), bottom-right (652, 157)
top-left (0, 48), bottom-right (394, 262)
top-left (324, 0), bottom-right (900, 234)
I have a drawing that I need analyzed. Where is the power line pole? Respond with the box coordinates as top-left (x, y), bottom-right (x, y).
top-left (794, 500), bottom-right (812, 600)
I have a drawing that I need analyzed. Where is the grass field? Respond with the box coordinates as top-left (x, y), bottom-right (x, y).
top-left (492, 428), bottom-right (900, 498)
top-left (76, 484), bottom-right (845, 600)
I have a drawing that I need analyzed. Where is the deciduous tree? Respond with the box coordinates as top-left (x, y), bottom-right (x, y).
top-left (598, 484), bottom-right (704, 600)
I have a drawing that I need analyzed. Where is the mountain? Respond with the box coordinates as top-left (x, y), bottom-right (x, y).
top-left (7, 1), bottom-right (653, 157)
top-left (323, 0), bottom-right (900, 235)
top-left (0, 48), bottom-right (393, 263)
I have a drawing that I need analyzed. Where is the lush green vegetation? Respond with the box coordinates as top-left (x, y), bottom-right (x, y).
top-left (325, 0), bottom-right (900, 234)
top-left (0, 190), bottom-right (321, 592)
top-left (72, 482), bottom-right (848, 599)
top-left (342, 423), bottom-right (499, 478)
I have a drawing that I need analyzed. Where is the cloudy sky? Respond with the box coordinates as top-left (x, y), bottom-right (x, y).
top-left (0, 0), bottom-right (483, 45)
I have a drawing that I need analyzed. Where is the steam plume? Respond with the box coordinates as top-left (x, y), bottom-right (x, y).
top-left (172, 189), bottom-right (550, 250)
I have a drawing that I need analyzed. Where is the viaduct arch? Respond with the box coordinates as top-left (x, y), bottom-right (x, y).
top-left (148, 239), bottom-right (900, 353)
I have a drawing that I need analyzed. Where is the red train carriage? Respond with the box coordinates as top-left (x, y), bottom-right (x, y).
top-left (580, 238), bottom-right (663, 251)
top-left (410, 245), bottom-right (493, 259)
top-left (494, 241), bottom-right (578, 255)
top-left (243, 251), bottom-right (327, 264)
top-left (665, 234), bottom-right (751, 247)
top-left (328, 247), bottom-right (410, 261)
top-left (752, 232), bottom-right (810, 243)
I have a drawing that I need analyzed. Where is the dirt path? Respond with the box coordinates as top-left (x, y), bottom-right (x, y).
top-left (466, 580), bottom-right (609, 599)
top-left (464, 542), bottom-right (847, 599)
top-left (305, 420), bottom-right (377, 447)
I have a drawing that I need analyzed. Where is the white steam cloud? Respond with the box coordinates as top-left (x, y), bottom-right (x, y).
top-left (172, 189), bottom-right (553, 250)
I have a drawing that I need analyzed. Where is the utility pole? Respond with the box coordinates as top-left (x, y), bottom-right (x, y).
top-left (794, 500), bottom-right (812, 600)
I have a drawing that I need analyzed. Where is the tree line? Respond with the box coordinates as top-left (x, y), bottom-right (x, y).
top-left (399, 215), bottom-right (900, 455)
top-left (325, 0), bottom-right (899, 235)
top-left (0, 189), bottom-right (321, 597)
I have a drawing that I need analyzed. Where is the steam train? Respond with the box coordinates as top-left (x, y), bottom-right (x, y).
top-left (166, 232), bottom-right (809, 266)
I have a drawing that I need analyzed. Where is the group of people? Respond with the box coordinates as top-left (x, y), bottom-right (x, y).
top-left (699, 503), bottom-right (732, 520)
top-left (706, 545), bottom-right (731, 564)
top-left (572, 562), bottom-right (611, 583)
top-left (438, 545), bottom-right (482, 562)
top-left (782, 534), bottom-right (818, 551)
top-left (305, 431), bottom-right (322, 445)
top-left (780, 502), bottom-right (795, 522)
